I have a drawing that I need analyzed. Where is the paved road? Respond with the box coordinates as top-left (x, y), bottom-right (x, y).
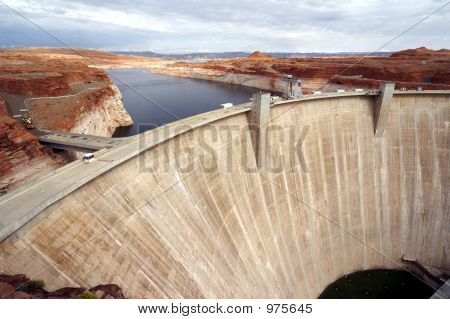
top-left (0, 104), bottom-right (251, 242)
top-left (38, 131), bottom-right (127, 152)
top-left (0, 91), bottom-right (30, 129)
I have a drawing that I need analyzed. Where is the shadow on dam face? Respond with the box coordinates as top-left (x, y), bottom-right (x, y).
top-left (0, 93), bottom-right (448, 298)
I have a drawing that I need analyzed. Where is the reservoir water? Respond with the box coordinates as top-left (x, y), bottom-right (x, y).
top-left (108, 68), bottom-right (264, 137)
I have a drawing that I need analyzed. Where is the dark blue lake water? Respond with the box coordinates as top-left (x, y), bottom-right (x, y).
top-left (108, 68), bottom-right (262, 137)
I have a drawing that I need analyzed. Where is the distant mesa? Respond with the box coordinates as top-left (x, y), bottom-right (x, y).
top-left (390, 46), bottom-right (450, 57)
top-left (247, 51), bottom-right (273, 60)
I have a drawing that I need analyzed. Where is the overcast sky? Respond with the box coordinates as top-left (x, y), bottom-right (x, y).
top-left (0, 0), bottom-right (449, 53)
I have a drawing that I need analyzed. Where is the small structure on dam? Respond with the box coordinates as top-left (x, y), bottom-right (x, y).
top-left (282, 74), bottom-right (302, 100)
top-left (0, 86), bottom-right (448, 298)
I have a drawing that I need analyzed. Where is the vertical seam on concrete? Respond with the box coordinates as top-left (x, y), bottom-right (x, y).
top-left (331, 111), bottom-right (349, 274)
top-left (94, 172), bottom-right (177, 298)
top-left (217, 128), bottom-right (273, 296)
top-left (356, 104), bottom-right (368, 269)
top-left (392, 103), bottom-right (402, 263)
top-left (247, 109), bottom-right (293, 295)
top-left (137, 165), bottom-right (220, 297)
top-left (291, 139), bottom-right (322, 297)
top-left (302, 122), bottom-right (326, 294)
top-left (413, 102), bottom-right (423, 262)
top-left (378, 131), bottom-right (392, 267)
top-left (227, 170), bottom-right (272, 297)
top-left (373, 118), bottom-right (383, 266)
top-left (399, 99), bottom-right (407, 259)
top-left (106, 201), bottom-right (173, 298)
top-left (236, 153), bottom-right (280, 296)
top-left (266, 168), bottom-right (298, 295)
top-left (199, 162), bottom-right (255, 298)
top-left (317, 125), bottom-right (337, 276)
top-left (437, 104), bottom-right (450, 267)
top-left (287, 169), bottom-right (313, 298)
top-left (258, 171), bottom-right (293, 296)
top-left (341, 130), bottom-right (356, 269)
top-left (430, 106), bottom-right (443, 265)
top-left (280, 160), bottom-right (311, 297)
top-left (286, 125), bottom-right (313, 297)
top-left (148, 175), bottom-right (207, 297)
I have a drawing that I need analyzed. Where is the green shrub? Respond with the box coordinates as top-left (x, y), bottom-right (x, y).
top-left (16, 279), bottom-right (45, 291)
top-left (76, 291), bottom-right (98, 299)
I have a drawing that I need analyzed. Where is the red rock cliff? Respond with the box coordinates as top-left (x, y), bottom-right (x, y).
top-left (0, 101), bottom-right (65, 193)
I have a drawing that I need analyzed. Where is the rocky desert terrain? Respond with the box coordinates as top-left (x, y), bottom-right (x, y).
top-left (0, 48), bottom-right (165, 193)
top-left (152, 47), bottom-right (450, 93)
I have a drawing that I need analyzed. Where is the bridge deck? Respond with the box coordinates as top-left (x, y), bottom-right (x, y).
top-left (38, 131), bottom-right (127, 152)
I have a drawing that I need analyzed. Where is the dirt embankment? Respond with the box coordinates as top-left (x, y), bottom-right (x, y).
top-left (151, 47), bottom-right (450, 93)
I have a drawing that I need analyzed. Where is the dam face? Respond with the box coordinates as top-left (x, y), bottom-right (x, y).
top-left (0, 93), bottom-right (448, 298)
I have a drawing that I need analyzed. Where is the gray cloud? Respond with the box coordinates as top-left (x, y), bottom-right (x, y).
top-left (0, 0), bottom-right (449, 52)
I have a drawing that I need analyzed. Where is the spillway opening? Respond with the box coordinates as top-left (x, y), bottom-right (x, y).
top-left (319, 269), bottom-right (436, 299)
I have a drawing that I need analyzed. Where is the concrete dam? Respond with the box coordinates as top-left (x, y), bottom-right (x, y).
top-left (0, 90), bottom-right (448, 298)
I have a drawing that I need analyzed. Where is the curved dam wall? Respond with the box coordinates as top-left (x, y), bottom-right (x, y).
top-left (0, 93), bottom-right (448, 298)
